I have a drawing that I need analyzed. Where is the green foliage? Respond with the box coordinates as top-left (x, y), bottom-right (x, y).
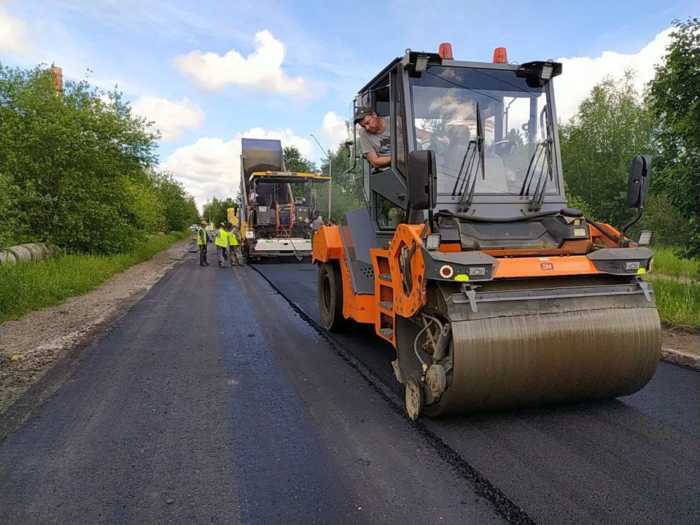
top-left (283, 145), bottom-right (316, 172)
top-left (560, 73), bottom-right (653, 227)
top-left (0, 231), bottom-right (185, 322)
top-left (646, 18), bottom-right (700, 258)
top-left (202, 196), bottom-right (237, 226)
top-left (124, 175), bottom-right (166, 234)
top-left (650, 279), bottom-right (700, 328)
top-left (0, 172), bottom-right (20, 247)
top-left (638, 193), bottom-right (694, 246)
top-left (153, 172), bottom-right (200, 231)
top-left (651, 246), bottom-right (700, 280)
top-left (317, 144), bottom-right (364, 222)
top-left (0, 63), bottom-right (198, 253)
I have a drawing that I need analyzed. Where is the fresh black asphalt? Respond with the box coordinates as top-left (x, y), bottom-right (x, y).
top-left (0, 256), bottom-right (504, 524)
top-left (255, 262), bottom-right (700, 525)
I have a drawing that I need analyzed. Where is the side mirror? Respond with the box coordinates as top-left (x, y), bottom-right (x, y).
top-left (407, 150), bottom-right (436, 211)
top-left (627, 155), bottom-right (651, 209)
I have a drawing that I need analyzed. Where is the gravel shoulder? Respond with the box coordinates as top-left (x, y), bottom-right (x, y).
top-left (662, 327), bottom-right (700, 368)
top-left (0, 240), bottom-right (189, 421)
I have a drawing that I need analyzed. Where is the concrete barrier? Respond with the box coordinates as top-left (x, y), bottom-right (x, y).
top-left (0, 243), bottom-right (59, 265)
top-left (0, 250), bottom-right (17, 265)
top-left (7, 245), bottom-right (32, 263)
top-left (24, 243), bottom-right (49, 261)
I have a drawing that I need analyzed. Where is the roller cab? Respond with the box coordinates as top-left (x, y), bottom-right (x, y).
top-left (313, 45), bottom-right (660, 419)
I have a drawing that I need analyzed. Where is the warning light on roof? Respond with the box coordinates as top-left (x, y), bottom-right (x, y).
top-left (438, 42), bottom-right (454, 60)
top-left (493, 47), bottom-right (508, 64)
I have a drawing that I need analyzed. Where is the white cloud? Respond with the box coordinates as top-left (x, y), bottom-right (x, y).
top-left (161, 127), bottom-right (312, 208)
top-left (0, 7), bottom-right (30, 55)
top-left (174, 30), bottom-right (308, 97)
top-left (131, 96), bottom-right (204, 142)
top-left (555, 28), bottom-right (672, 122)
top-left (319, 111), bottom-right (349, 150)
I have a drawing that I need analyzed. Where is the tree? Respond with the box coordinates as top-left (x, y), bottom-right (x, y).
top-left (153, 172), bottom-right (200, 231)
top-left (0, 63), bottom-right (200, 252)
top-left (202, 196), bottom-right (237, 226)
top-left (560, 74), bottom-right (653, 227)
top-left (647, 18), bottom-right (700, 257)
top-left (0, 64), bottom-right (157, 252)
top-left (283, 146), bottom-right (315, 172)
top-left (317, 143), bottom-right (364, 222)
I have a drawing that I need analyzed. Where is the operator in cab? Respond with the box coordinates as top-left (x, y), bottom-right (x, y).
top-left (355, 107), bottom-right (391, 169)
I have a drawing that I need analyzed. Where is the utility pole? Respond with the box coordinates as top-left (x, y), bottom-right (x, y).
top-left (310, 134), bottom-right (332, 222)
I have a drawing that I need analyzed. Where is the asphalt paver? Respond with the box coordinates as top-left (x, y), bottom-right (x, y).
top-left (255, 262), bottom-right (700, 525)
top-left (0, 258), bottom-right (504, 524)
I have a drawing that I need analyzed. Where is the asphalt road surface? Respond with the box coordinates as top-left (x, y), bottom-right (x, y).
top-left (1, 256), bottom-right (698, 524)
top-left (253, 262), bottom-right (700, 525)
top-left (0, 256), bottom-right (503, 524)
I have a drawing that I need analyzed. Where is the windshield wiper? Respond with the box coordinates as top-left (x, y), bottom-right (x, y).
top-left (451, 139), bottom-right (477, 196)
top-left (457, 103), bottom-right (485, 212)
top-left (519, 106), bottom-right (553, 211)
top-left (528, 138), bottom-right (553, 210)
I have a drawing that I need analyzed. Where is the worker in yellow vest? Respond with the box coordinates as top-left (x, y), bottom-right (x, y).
top-left (228, 223), bottom-right (242, 266)
top-left (215, 222), bottom-right (230, 268)
top-left (196, 220), bottom-right (209, 267)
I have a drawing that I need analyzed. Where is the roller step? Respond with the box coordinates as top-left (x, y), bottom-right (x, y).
top-left (378, 328), bottom-right (394, 341)
top-left (379, 301), bottom-right (393, 312)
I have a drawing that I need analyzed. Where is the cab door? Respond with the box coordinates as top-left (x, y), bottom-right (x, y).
top-left (358, 64), bottom-right (410, 233)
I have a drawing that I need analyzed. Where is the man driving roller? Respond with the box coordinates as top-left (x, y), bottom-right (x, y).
top-left (355, 107), bottom-right (391, 169)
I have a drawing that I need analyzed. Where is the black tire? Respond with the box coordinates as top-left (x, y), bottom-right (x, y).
top-left (318, 262), bottom-right (347, 331)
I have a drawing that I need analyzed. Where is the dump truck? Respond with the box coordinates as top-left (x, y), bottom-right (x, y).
top-left (312, 44), bottom-right (661, 419)
top-left (240, 138), bottom-right (330, 261)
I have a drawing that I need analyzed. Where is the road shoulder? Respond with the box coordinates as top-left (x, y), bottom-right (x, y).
top-left (662, 327), bottom-right (700, 369)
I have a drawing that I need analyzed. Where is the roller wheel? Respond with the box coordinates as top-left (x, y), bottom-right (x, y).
top-left (318, 262), bottom-right (347, 331)
top-left (405, 379), bottom-right (423, 421)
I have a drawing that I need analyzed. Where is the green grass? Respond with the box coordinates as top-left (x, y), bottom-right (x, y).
top-left (652, 246), bottom-right (700, 280)
top-left (652, 278), bottom-right (700, 328)
top-left (0, 232), bottom-right (186, 323)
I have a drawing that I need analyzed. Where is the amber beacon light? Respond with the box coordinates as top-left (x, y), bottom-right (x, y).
top-left (493, 47), bottom-right (508, 64)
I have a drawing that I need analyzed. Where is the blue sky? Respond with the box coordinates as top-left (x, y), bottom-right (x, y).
top-left (0, 0), bottom-right (696, 206)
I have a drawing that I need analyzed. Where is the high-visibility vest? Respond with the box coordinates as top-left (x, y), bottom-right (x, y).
top-left (196, 228), bottom-right (207, 246)
top-left (215, 228), bottom-right (229, 248)
top-left (228, 230), bottom-right (239, 247)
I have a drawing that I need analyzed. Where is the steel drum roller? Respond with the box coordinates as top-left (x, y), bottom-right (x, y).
top-left (424, 293), bottom-right (661, 416)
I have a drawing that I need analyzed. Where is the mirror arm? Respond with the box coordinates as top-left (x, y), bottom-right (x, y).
top-left (620, 207), bottom-right (644, 247)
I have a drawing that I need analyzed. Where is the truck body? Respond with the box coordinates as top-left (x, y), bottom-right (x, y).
top-left (240, 138), bottom-right (329, 260)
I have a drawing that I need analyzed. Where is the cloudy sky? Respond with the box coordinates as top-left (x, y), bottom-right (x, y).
top-left (0, 0), bottom-right (696, 208)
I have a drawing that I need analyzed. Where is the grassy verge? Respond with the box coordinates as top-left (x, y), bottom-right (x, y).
top-left (0, 232), bottom-right (187, 323)
top-left (650, 278), bottom-right (700, 328)
top-left (652, 246), bottom-right (700, 280)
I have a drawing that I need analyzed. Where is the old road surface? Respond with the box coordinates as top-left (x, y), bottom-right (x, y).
top-left (0, 257), bottom-right (697, 524)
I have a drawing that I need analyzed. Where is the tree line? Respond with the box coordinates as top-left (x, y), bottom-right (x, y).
top-left (562, 18), bottom-right (699, 257)
top-left (0, 64), bottom-right (199, 254)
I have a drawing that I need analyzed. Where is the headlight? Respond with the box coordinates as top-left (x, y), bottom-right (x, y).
top-left (439, 264), bottom-right (454, 279)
